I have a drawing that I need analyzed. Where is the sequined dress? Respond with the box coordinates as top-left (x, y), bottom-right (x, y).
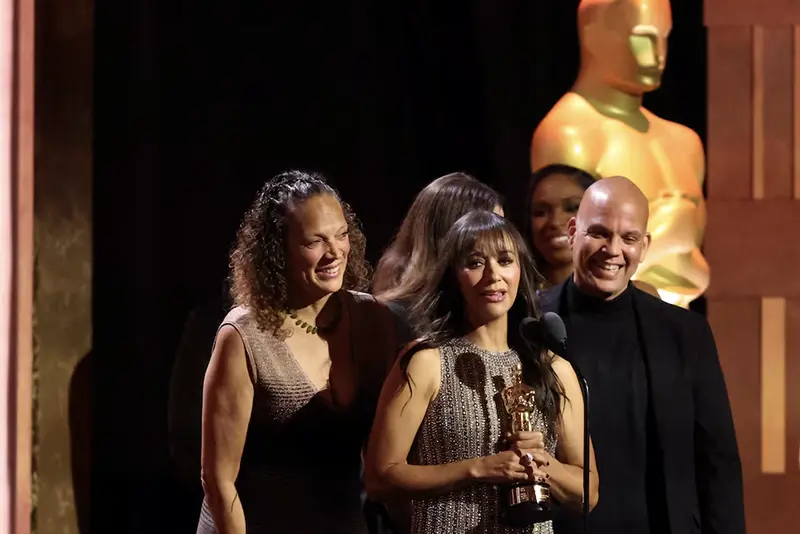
top-left (408, 338), bottom-right (557, 534)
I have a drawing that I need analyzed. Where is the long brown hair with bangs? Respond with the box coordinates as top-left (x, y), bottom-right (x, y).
top-left (372, 172), bottom-right (503, 303)
top-left (404, 210), bottom-right (565, 431)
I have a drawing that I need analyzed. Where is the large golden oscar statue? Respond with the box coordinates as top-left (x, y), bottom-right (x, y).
top-left (531, 0), bottom-right (707, 308)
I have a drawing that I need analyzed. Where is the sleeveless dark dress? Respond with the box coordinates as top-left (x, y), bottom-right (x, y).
top-left (196, 291), bottom-right (396, 534)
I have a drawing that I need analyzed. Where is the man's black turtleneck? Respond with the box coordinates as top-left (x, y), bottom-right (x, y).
top-left (554, 277), bottom-right (667, 534)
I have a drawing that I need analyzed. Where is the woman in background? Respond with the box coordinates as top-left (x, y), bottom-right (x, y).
top-left (198, 170), bottom-right (396, 534)
top-left (366, 210), bottom-right (597, 534)
top-left (372, 172), bottom-right (503, 345)
top-left (525, 164), bottom-right (595, 289)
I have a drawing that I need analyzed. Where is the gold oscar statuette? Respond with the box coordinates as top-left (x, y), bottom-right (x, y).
top-left (500, 363), bottom-right (553, 526)
top-left (530, 0), bottom-right (709, 308)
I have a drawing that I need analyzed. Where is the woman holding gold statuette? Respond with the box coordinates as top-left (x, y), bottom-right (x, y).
top-left (365, 211), bottom-right (598, 534)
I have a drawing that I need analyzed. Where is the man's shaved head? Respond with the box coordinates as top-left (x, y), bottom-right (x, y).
top-left (568, 176), bottom-right (651, 299)
top-left (577, 175), bottom-right (650, 224)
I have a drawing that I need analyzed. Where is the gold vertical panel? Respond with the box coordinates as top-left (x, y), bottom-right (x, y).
top-left (753, 26), bottom-right (765, 200)
top-left (795, 26), bottom-right (800, 199)
top-left (761, 297), bottom-right (786, 474)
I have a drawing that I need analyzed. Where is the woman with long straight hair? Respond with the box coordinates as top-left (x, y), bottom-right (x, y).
top-left (365, 211), bottom-right (598, 534)
top-left (372, 173), bottom-right (503, 344)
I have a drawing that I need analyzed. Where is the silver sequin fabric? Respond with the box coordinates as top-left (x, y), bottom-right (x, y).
top-left (408, 338), bottom-right (557, 534)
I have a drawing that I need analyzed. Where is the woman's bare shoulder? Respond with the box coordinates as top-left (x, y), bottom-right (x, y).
top-left (406, 346), bottom-right (441, 366)
top-left (400, 346), bottom-right (442, 399)
top-left (549, 353), bottom-right (578, 383)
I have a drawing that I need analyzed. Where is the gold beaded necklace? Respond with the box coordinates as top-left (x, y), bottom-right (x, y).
top-left (286, 295), bottom-right (343, 336)
top-left (288, 310), bottom-right (322, 334)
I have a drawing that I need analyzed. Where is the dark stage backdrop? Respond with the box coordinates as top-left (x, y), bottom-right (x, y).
top-left (91, 0), bottom-right (705, 531)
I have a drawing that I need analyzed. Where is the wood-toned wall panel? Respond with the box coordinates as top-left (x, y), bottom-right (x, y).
top-left (707, 26), bottom-right (753, 200)
top-left (705, 199), bottom-right (800, 297)
top-left (33, 1), bottom-right (93, 532)
top-left (13, 1), bottom-right (35, 533)
top-left (760, 298), bottom-right (786, 474)
top-left (744, 478), bottom-right (800, 532)
top-left (761, 27), bottom-right (794, 199)
top-left (706, 0), bottom-right (800, 26)
top-left (707, 299), bottom-right (762, 471)
top-left (787, 299), bottom-right (800, 474)
top-left (706, 5), bottom-right (799, 531)
top-left (795, 27), bottom-right (800, 199)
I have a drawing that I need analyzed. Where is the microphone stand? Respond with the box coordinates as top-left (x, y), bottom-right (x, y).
top-left (519, 316), bottom-right (591, 533)
top-left (553, 339), bottom-right (590, 534)
top-left (520, 322), bottom-right (592, 533)
top-left (576, 366), bottom-right (591, 534)
top-left (557, 340), bottom-right (590, 534)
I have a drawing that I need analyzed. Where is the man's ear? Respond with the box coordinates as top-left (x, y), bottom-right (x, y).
top-left (567, 217), bottom-right (577, 248)
top-left (639, 232), bottom-right (652, 263)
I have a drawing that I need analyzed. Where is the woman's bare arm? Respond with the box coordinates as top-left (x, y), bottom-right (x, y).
top-left (365, 347), bottom-right (529, 501)
top-left (200, 325), bottom-right (253, 534)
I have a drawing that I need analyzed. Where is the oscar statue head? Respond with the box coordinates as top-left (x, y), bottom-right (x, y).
top-left (577, 0), bottom-right (672, 95)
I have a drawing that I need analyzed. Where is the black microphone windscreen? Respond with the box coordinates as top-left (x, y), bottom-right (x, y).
top-left (541, 312), bottom-right (568, 355)
top-left (541, 312), bottom-right (567, 342)
top-left (518, 317), bottom-right (540, 342)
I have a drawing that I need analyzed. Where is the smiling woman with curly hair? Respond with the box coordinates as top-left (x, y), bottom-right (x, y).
top-left (198, 170), bottom-right (397, 534)
top-left (229, 171), bottom-right (371, 337)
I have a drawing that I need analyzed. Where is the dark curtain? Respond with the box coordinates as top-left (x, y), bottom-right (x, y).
top-left (91, 0), bottom-right (705, 531)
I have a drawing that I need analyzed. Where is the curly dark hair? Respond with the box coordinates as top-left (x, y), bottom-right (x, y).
top-left (402, 210), bottom-right (563, 433)
top-left (229, 170), bottom-right (370, 338)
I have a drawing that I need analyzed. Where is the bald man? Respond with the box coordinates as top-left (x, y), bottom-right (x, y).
top-left (539, 177), bottom-right (744, 534)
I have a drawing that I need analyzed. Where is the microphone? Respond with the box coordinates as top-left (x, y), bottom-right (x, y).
top-left (519, 312), bottom-right (591, 534)
top-left (518, 313), bottom-right (566, 354)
